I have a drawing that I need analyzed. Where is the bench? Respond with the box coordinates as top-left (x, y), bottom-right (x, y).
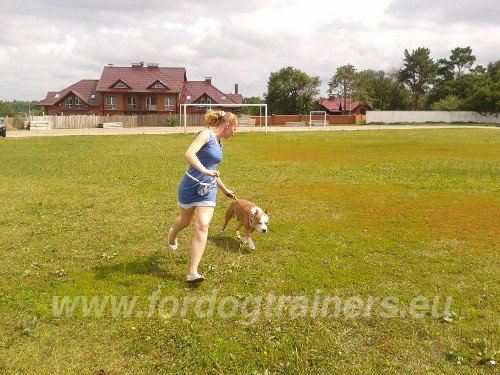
top-left (30, 121), bottom-right (52, 131)
top-left (284, 121), bottom-right (306, 127)
top-left (238, 118), bottom-right (256, 127)
top-left (101, 122), bottom-right (123, 128)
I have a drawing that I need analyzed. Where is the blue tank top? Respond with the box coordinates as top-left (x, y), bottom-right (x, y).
top-left (186, 130), bottom-right (222, 184)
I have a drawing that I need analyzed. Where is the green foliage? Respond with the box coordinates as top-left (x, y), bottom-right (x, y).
top-left (328, 64), bottom-right (357, 106)
top-left (265, 66), bottom-right (321, 114)
top-left (398, 47), bottom-right (438, 110)
top-left (0, 101), bottom-right (17, 117)
top-left (431, 95), bottom-right (465, 111)
top-left (0, 100), bottom-right (42, 116)
top-left (241, 96), bottom-right (265, 116)
top-left (165, 116), bottom-right (179, 127)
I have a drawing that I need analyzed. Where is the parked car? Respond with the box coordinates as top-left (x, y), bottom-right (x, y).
top-left (0, 119), bottom-right (6, 137)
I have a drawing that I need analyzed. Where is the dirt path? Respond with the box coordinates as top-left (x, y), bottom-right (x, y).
top-left (4, 125), bottom-right (497, 138)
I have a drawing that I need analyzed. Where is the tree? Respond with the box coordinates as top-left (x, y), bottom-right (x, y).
top-left (354, 69), bottom-right (394, 110)
top-left (264, 66), bottom-right (321, 114)
top-left (465, 60), bottom-right (500, 114)
top-left (398, 47), bottom-right (437, 110)
top-left (0, 101), bottom-right (17, 117)
top-left (241, 96), bottom-right (264, 116)
top-left (385, 67), bottom-right (413, 110)
top-left (429, 47), bottom-right (479, 109)
top-left (328, 64), bottom-right (357, 114)
top-left (449, 47), bottom-right (476, 78)
top-left (430, 95), bottom-right (464, 111)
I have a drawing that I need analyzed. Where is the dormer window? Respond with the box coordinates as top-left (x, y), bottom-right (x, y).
top-left (65, 96), bottom-right (74, 109)
top-left (114, 82), bottom-right (128, 88)
top-left (148, 80), bottom-right (168, 90)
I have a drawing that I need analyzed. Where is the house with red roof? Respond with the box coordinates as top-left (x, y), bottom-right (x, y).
top-left (317, 96), bottom-right (372, 115)
top-left (38, 63), bottom-right (242, 116)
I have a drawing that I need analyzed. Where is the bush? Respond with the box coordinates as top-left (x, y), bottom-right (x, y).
top-left (431, 95), bottom-right (465, 111)
top-left (12, 117), bottom-right (29, 130)
top-left (165, 116), bottom-right (179, 127)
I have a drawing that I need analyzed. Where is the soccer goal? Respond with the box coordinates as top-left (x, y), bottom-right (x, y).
top-left (179, 103), bottom-right (268, 133)
top-left (309, 111), bottom-right (327, 127)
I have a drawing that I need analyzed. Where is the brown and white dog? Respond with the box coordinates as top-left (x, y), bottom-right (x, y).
top-left (222, 198), bottom-right (269, 250)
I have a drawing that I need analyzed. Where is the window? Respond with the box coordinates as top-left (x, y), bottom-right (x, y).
top-left (153, 83), bottom-right (165, 89)
top-left (106, 97), bottom-right (116, 109)
top-left (197, 97), bottom-right (212, 111)
top-left (127, 97), bottom-right (136, 109)
top-left (114, 82), bottom-right (127, 88)
top-left (164, 98), bottom-right (175, 111)
top-left (75, 97), bottom-right (83, 109)
top-left (146, 97), bottom-right (156, 110)
top-left (65, 96), bottom-right (74, 109)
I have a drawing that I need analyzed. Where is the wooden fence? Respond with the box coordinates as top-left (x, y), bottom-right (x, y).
top-left (2, 114), bottom-right (210, 130)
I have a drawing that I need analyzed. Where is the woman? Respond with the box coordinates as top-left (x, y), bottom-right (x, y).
top-left (168, 110), bottom-right (238, 282)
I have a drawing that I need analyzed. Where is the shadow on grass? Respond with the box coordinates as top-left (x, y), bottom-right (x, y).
top-left (209, 233), bottom-right (247, 253)
top-left (93, 255), bottom-right (177, 281)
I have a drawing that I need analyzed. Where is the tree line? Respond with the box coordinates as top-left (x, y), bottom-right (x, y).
top-left (0, 101), bottom-right (43, 117)
top-left (244, 46), bottom-right (499, 115)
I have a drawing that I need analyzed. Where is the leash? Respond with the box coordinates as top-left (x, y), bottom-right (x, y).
top-left (230, 195), bottom-right (255, 227)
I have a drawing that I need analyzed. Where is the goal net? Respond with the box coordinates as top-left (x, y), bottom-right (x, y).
top-left (309, 111), bottom-right (327, 127)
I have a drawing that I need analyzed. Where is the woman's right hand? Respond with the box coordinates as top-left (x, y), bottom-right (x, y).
top-left (205, 169), bottom-right (221, 178)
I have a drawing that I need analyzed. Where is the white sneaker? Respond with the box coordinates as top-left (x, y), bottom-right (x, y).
top-left (186, 273), bottom-right (205, 283)
top-left (168, 228), bottom-right (178, 251)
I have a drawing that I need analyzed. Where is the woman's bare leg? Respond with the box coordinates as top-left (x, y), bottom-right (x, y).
top-left (189, 206), bottom-right (215, 275)
top-left (169, 207), bottom-right (195, 246)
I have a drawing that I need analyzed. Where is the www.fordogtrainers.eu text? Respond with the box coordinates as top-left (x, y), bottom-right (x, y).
top-left (52, 288), bottom-right (453, 325)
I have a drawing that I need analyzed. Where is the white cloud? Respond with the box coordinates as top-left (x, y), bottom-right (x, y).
top-left (0, 0), bottom-right (498, 101)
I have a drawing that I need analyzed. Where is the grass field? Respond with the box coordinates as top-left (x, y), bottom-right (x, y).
top-left (0, 129), bottom-right (498, 374)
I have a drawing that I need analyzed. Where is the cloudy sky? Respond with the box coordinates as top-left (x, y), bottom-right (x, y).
top-left (1, 0), bottom-right (499, 101)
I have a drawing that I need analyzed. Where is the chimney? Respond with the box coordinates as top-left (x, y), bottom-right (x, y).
top-left (147, 63), bottom-right (159, 68)
top-left (107, 63), bottom-right (114, 67)
top-left (234, 84), bottom-right (239, 94)
top-left (205, 77), bottom-right (212, 84)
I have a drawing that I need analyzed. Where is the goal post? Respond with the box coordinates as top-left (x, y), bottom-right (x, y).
top-left (309, 111), bottom-right (327, 127)
top-left (179, 103), bottom-right (268, 133)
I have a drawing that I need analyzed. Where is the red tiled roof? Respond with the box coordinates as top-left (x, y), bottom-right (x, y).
top-left (226, 93), bottom-right (243, 104)
top-left (96, 66), bottom-right (186, 93)
top-left (38, 80), bottom-right (101, 106)
top-left (181, 81), bottom-right (241, 105)
top-left (318, 98), bottom-right (374, 112)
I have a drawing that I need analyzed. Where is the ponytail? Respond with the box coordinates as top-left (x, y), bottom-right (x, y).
top-left (204, 110), bottom-right (236, 128)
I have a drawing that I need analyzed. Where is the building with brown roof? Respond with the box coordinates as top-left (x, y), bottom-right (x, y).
top-left (317, 97), bottom-right (373, 115)
top-left (38, 63), bottom-right (242, 115)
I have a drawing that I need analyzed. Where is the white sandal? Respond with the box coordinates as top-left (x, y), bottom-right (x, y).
top-left (168, 228), bottom-right (178, 251)
top-left (186, 273), bottom-right (205, 283)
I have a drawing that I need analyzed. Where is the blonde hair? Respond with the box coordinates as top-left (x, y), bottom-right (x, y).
top-left (204, 110), bottom-right (237, 128)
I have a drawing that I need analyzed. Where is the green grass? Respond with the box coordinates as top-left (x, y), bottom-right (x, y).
top-left (0, 129), bottom-right (499, 374)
